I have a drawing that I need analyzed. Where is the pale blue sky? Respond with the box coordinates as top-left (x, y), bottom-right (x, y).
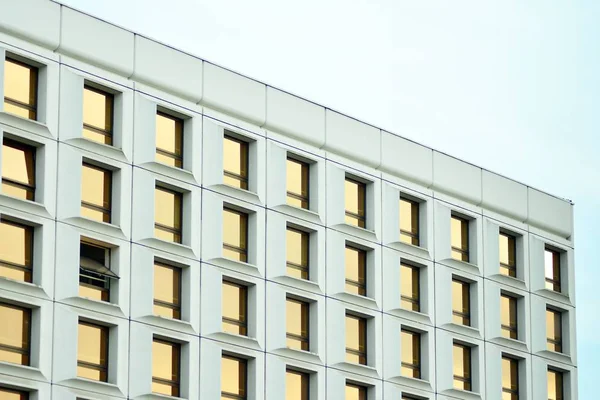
top-left (59, 0), bottom-right (599, 395)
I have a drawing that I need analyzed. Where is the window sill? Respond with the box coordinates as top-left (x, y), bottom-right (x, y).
top-left (140, 315), bottom-right (197, 335)
top-left (388, 375), bottom-right (433, 393)
top-left (64, 377), bottom-right (124, 398)
top-left (66, 137), bottom-right (129, 164)
top-left (0, 111), bottom-right (53, 139)
top-left (0, 277), bottom-right (49, 299)
top-left (336, 222), bottom-right (379, 244)
top-left (335, 291), bottom-right (380, 312)
top-left (336, 361), bottom-right (380, 379)
top-left (446, 323), bottom-right (482, 340)
top-left (537, 288), bottom-right (573, 306)
top-left (387, 240), bottom-right (432, 261)
top-left (214, 183), bottom-right (263, 207)
top-left (141, 161), bottom-right (199, 187)
top-left (140, 237), bottom-right (198, 261)
top-left (387, 308), bottom-right (433, 327)
top-left (0, 193), bottom-right (52, 219)
top-left (274, 203), bottom-right (323, 225)
top-left (273, 347), bottom-right (322, 365)
top-left (271, 275), bottom-right (323, 295)
top-left (443, 388), bottom-right (481, 400)
top-left (0, 362), bottom-right (46, 382)
top-left (213, 256), bottom-right (262, 279)
top-left (70, 216), bottom-right (127, 241)
top-left (211, 331), bottom-right (262, 351)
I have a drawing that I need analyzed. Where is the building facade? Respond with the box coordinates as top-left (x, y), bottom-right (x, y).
top-left (0, 0), bottom-right (577, 399)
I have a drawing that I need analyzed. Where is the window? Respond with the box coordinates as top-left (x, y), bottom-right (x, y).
top-left (547, 369), bottom-right (564, 400)
top-left (400, 263), bottom-right (420, 312)
top-left (452, 279), bottom-right (471, 326)
top-left (500, 294), bottom-right (518, 340)
top-left (453, 343), bottom-right (472, 391)
top-left (546, 308), bottom-right (563, 353)
top-left (223, 135), bottom-right (248, 190)
top-left (223, 208), bottom-right (248, 262)
top-left (401, 329), bottom-right (421, 379)
top-left (222, 281), bottom-right (248, 336)
top-left (499, 232), bottom-right (517, 277)
top-left (286, 227), bottom-right (309, 280)
top-left (399, 197), bottom-right (419, 245)
top-left (3, 57), bottom-right (37, 120)
top-left (502, 357), bottom-right (519, 400)
top-left (286, 369), bottom-right (309, 400)
top-left (156, 111), bottom-right (183, 168)
top-left (345, 178), bottom-right (366, 228)
top-left (345, 245), bottom-right (366, 296)
top-left (81, 163), bottom-right (112, 223)
top-left (0, 388), bottom-right (28, 400)
top-left (545, 247), bottom-right (561, 292)
top-left (154, 186), bottom-right (183, 243)
top-left (221, 355), bottom-right (246, 400)
top-left (345, 383), bottom-right (367, 400)
top-left (152, 339), bottom-right (180, 397)
top-left (286, 157), bottom-right (309, 209)
top-left (0, 219), bottom-right (33, 282)
top-left (286, 298), bottom-right (309, 351)
top-left (82, 85), bottom-right (114, 145)
top-left (79, 241), bottom-right (118, 302)
top-left (0, 303), bottom-right (30, 365)
top-left (154, 262), bottom-right (181, 319)
top-left (346, 314), bottom-right (367, 365)
top-left (77, 321), bottom-right (108, 382)
top-left (451, 215), bottom-right (469, 262)
top-left (2, 139), bottom-right (35, 201)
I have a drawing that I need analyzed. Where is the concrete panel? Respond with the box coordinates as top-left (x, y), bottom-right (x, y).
top-left (433, 151), bottom-right (482, 205)
top-left (380, 131), bottom-right (433, 187)
top-left (264, 87), bottom-right (325, 147)
top-left (481, 170), bottom-right (528, 221)
top-left (324, 110), bottom-right (381, 168)
top-left (527, 188), bottom-right (573, 239)
top-left (0, 0), bottom-right (60, 49)
top-left (132, 36), bottom-right (203, 102)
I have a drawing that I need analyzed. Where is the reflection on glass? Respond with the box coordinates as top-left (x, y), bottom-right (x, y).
top-left (222, 281), bottom-right (247, 336)
top-left (221, 355), bottom-right (246, 399)
top-left (223, 208), bottom-right (248, 262)
top-left (154, 262), bottom-right (181, 319)
top-left (401, 329), bottom-right (421, 379)
top-left (0, 387), bottom-right (28, 400)
top-left (345, 383), bottom-right (367, 400)
top-left (452, 279), bottom-right (470, 326)
top-left (286, 157), bottom-right (309, 209)
top-left (83, 85), bottom-right (114, 145)
top-left (345, 178), bottom-right (366, 228)
top-left (77, 321), bottom-right (108, 381)
top-left (81, 163), bottom-right (112, 223)
top-left (546, 308), bottom-right (563, 353)
top-left (547, 369), bottom-right (564, 400)
top-left (0, 303), bottom-right (30, 365)
top-left (154, 186), bottom-right (183, 243)
top-left (286, 369), bottom-right (309, 400)
top-left (500, 294), bottom-right (518, 340)
top-left (452, 343), bottom-right (471, 391)
top-left (499, 232), bottom-right (517, 277)
top-left (156, 112), bottom-right (184, 168)
top-left (2, 139), bottom-right (35, 201)
top-left (544, 247), bottom-right (561, 292)
top-left (286, 227), bottom-right (309, 279)
top-left (0, 219), bottom-right (33, 282)
top-left (502, 357), bottom-right (519, 400)
top-left (223, 135), bottom-right (248, 189)
top-left (399, 197), bottom-right (419, 246)
top-left (345, 245), bottom-right (366, 296)
top-left (286, 298), bottom-right (309, 351)
top-left (400, 263), bottom-right (420, 312)
top-left (4, 58), bottom-right (37, 120)
top-left (451, 215), bottom-right (469, 262)
top-left (152, 339), bottom-right (180, 396)
top-left (345, 314), bottom-right (367, 365)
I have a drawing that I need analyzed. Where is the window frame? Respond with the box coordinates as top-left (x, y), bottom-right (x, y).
top-left (154, 185), bottom-right (183, 243)
top-left (0, 387), bottom-right (29, 400)
top-left (1, 138), bottom-right (36, 201)
top-left (547, 368), bottom-right (564, 400)
top-left (452, 278), bottom-right (471, 326)
top-left (544, 247), bottom-right (562, 293)
top-left (399, 197), bottom-right (420, 246)
top-left (345, 244), bottom-right (367, 297)
top-left (499, 231), bottom-right (517, 278)
top-left (345, 382), bottom-right (367, 400)
top-left (221, 355), bottom-right (247, 400)
top-left (81, 162), bottom-right (112, 224)
top-left (344, 177), bottom-right (366, 228)
top-left (345, 313), bottom-right (367, 365)
top-left (151, 338), bottom-right (181, 397)
top-left (222, 207), bottom-right (249, 263)
top-left (286, 226), bottom-right (310, 280)
top-left (286, 368), bottom-right (310, 400)
top-left (451, 214), bottom-right (470, 262)
top-left (286, 156), bottom-right (310, 209)
top-left (500, 293), bottom-right (518, 340)
top-left (0, 218), bottom-right (33, 283)
top-left (223, 134), bottom-right (249, 190)
top-left (452, 343), bottom-right (472, 391)
top-left (155, 110), bottom-right (184, 169)
top-left (82, 84), bottom-right (114, 146)
top-left (3, 57), bottom-right (38, 120)
top-left (0, 302), bottom-right (31, 366)
top-left (400, 263), bottom-right (420, 312)
top-left (153, 261), bottom-right (182, 320)
top-left (286, 297), bottom-right (310, 351)
top-left (79, 240), bottom-right (115, 303)
top-left (401, 328), bottom-right (421, 379)
top-left (77, 320), bottom-right (109, 382)
top-left (222, 280), bottom-right (248, 336)
top-left (502, 356), bottom-right (519, 400)
top-left (546, 308), bottom-right (563, 353)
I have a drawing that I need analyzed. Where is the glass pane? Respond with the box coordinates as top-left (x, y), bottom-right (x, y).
top-left (77, 365), bottom-right (104, 381)
top-left (0, 388), bottom-right (28, 400)
top-left (83, 86), bottom-right (113, 131)
top-left (79, 284), bottom-right (107, 302)
top-left (4, 59), bottom-right (36, 107)
top-left (77, 323), bottom-right (107, 366)
top-left (155, 187), bottom-right (182, 230)
top-left (286, 228), bottom-right (308, 267)
top-left (222, 282), bottom-right (246, 335)
top-left (152, 340), bottom-right (179, 382)
top-left (548, 370), bottom-right (563, 400)
top-left (2, 141), bottom-right (35, 187)
top-left (0, 220), bottom-right (32, 268)
top-left (400, 198), bottom-right (419, 237)
top-left (223, 136), bottom-right (248, 179)
top-left (0, 304), bottom-right (29, 360)
top-left (400, 264), bottom-right (419, 310)
top-left (345, 315), bottom-right (365, 356)
top-left (501, 357), bottom-right (518, 391)
top-left (286, 158), bottom-right (303, 195)
top-left (451, 216), bottom-right (469, 253)
top-left (452, 280), bottom-right (469, 321)
top-left (223, 209), bottom-right (247, 250)
top-left (156, 113), bottom-right (183, 154)
top-left (221, 356), bottom-right (246, 396)
top-left (81, 164), bottom-right (111, 210)
top-left (345, 384), bottom-right (366, 400)
top-left (499, 233), bottom-right (516, 267)
top-left (345, 247), bottom-right (365, 283)
top-left (286, 299), bottom-right (308, 341)
top-left (286, 370), bottom-right (309, 400)
top-left (345, 179), bottom-right (365, 217)
top-left (154, 263), bottom-right (181, 307)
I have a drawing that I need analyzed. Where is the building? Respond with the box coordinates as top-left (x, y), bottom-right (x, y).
top-left (0, 0), bottom-right (577, 399)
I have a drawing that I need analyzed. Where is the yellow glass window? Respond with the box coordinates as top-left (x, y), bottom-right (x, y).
top-left (286, 157), bottom-right (309, 209)
top-left (154, 186), bottom-right (183, 243)
top-left (81, 163), bottom-right (112, 223)
top-left (2, 139), bottom-right (35, 201)
top-left (223, 135), bottom-right (248, 190)
top-left (0, 387), bottom-right (28, 400)
top-left (546, 308), bottom-right (563, 353)
top-left (345, 383), bottom-right (367, 400)
top-left (223, 208), bottom-right (248, 262)
top-left (547, 369), bottom-right (564, 400)
top-left (545, 247), bottom-right (561, 292)
top-left (222, 281), bottom-right (248, 336)
top-left (286, 298), bottom-right (309, 351)
top-left (221, 355), bottom-right (246, 399)
top-left (499, 232), bottom-right (517, 277)
top-left (77, 321), bottom-right (108, 382)
top-left (153, 262), bottom-right (181, 319)
top-left (152, 339), bottom-right (180, 397)
top-left (345, 245), bottom-right (366, 296)
top-left (451, 215), bottom-right (469, 262)
top-left (345, 314), bottom-right (367, 365)
top-left (286, 369), bottom-right (309, 400)
top-left (452, 343), bottom-right (471, 391)
top-left (345, 178), bottom-right (366, 228)
top-left (286, 227), bottom-right (309, 280)
top-left (452, 279), bottom-right (471, 326)
top-left (156, 111), bottom-right (183, 168)
top-left (400, 263), bottom-right (420, 312)
top-left (502, 357), bottom-right (519, 400)
top-left (399, 197), bottom-right (419, 246)
top-left (3, 58), bottom-right (37, 120)
top-left (401, 329), bottom-right (421, 379)
top-left (79, 241), bottom-right (114, 302)
top-left (0, 303), bottom-right (30, 365)
top-left (82, 85), bottom-right (114, 145)
top-left (500, 294), bottom-right (518, 340)
top-left (0, 219), bottom-right (33, 282)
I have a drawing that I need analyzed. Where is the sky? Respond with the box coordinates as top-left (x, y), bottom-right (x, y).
top-left (58, 0), bottom-right (599, 395)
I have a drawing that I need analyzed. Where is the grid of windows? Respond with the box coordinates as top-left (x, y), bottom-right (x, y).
top-left (3, 57), bottom-right (37, 120)
top-left (2, 138), bottom-right (35, 201)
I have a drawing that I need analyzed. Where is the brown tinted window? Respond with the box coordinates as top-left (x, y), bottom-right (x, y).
top-left (221, 355), bottom-right (247, 399)
top-left (546, 308), bottom-right (563, 353)
top-left (156, 111), bottom-right (183, 168)
top-left (79, 241), bottom-right (115, 302)
top-left (345, 178), bottom-right (366, 228)
top-left (453, 343), bottom-right (471, 391)
top-left (286, 369), bottom-right (309, 400)
top-left (286, 298), bottom-right (309, 351)
top-left (399, 197), bottom-right (419, 246)
top-left (499, 232), bottom-right (517, 278)
top-left (286, 227), bottom-right (309, 280)
top-left (152, 339), bottom-right (180, 397)
top-left (2, 139), bottom-right (35, 201)
top-left (545, 247), bottom-right (561, 292)
top-left (345, 383), bottom-right (367, 400)
top-left (345, 245), bottom-right (366, 296)
top-left (501, 294), bottom-right (518, 340)
top-left (345, 314), bottom-right (367, 365)
top-left (0, 219), bottom-right (33, 282)
top-left (4, 58), bottom-right (37, 120)
top-left (401, 329), bottom-right (421, 379)
top-left (400, 263), bottom-right (420, 312)
top-left (502, 357), bottom-right (519, 400)
top-left (82, 85), bottom-right (113, 145)
top-left (223, 208), bottom-right (248, 262)
top-left (222, 281), bottom-right (248, 336)
top-left (0, 303), bottom-right (30, 365)
top-left (452, 279), bottom-right (471, 326)
top-left (77, 321), bottom-right (108, 382)
top-left (286, 157), bottom-right (309, 209)
top-left (547, 369), bottom-right (564, 400)
top-left (154, 186), bottom-right (183, 243)
top-left (154, 262), bottom-right (181, 320)
top-left (451, 215), bottom-right (469, 262)
top-left (223, 135), bottom-right (248, 190)
top-left (0, 387), bottom-right (29, 400)
top-left (81, 163), bottom-right (112, 223)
